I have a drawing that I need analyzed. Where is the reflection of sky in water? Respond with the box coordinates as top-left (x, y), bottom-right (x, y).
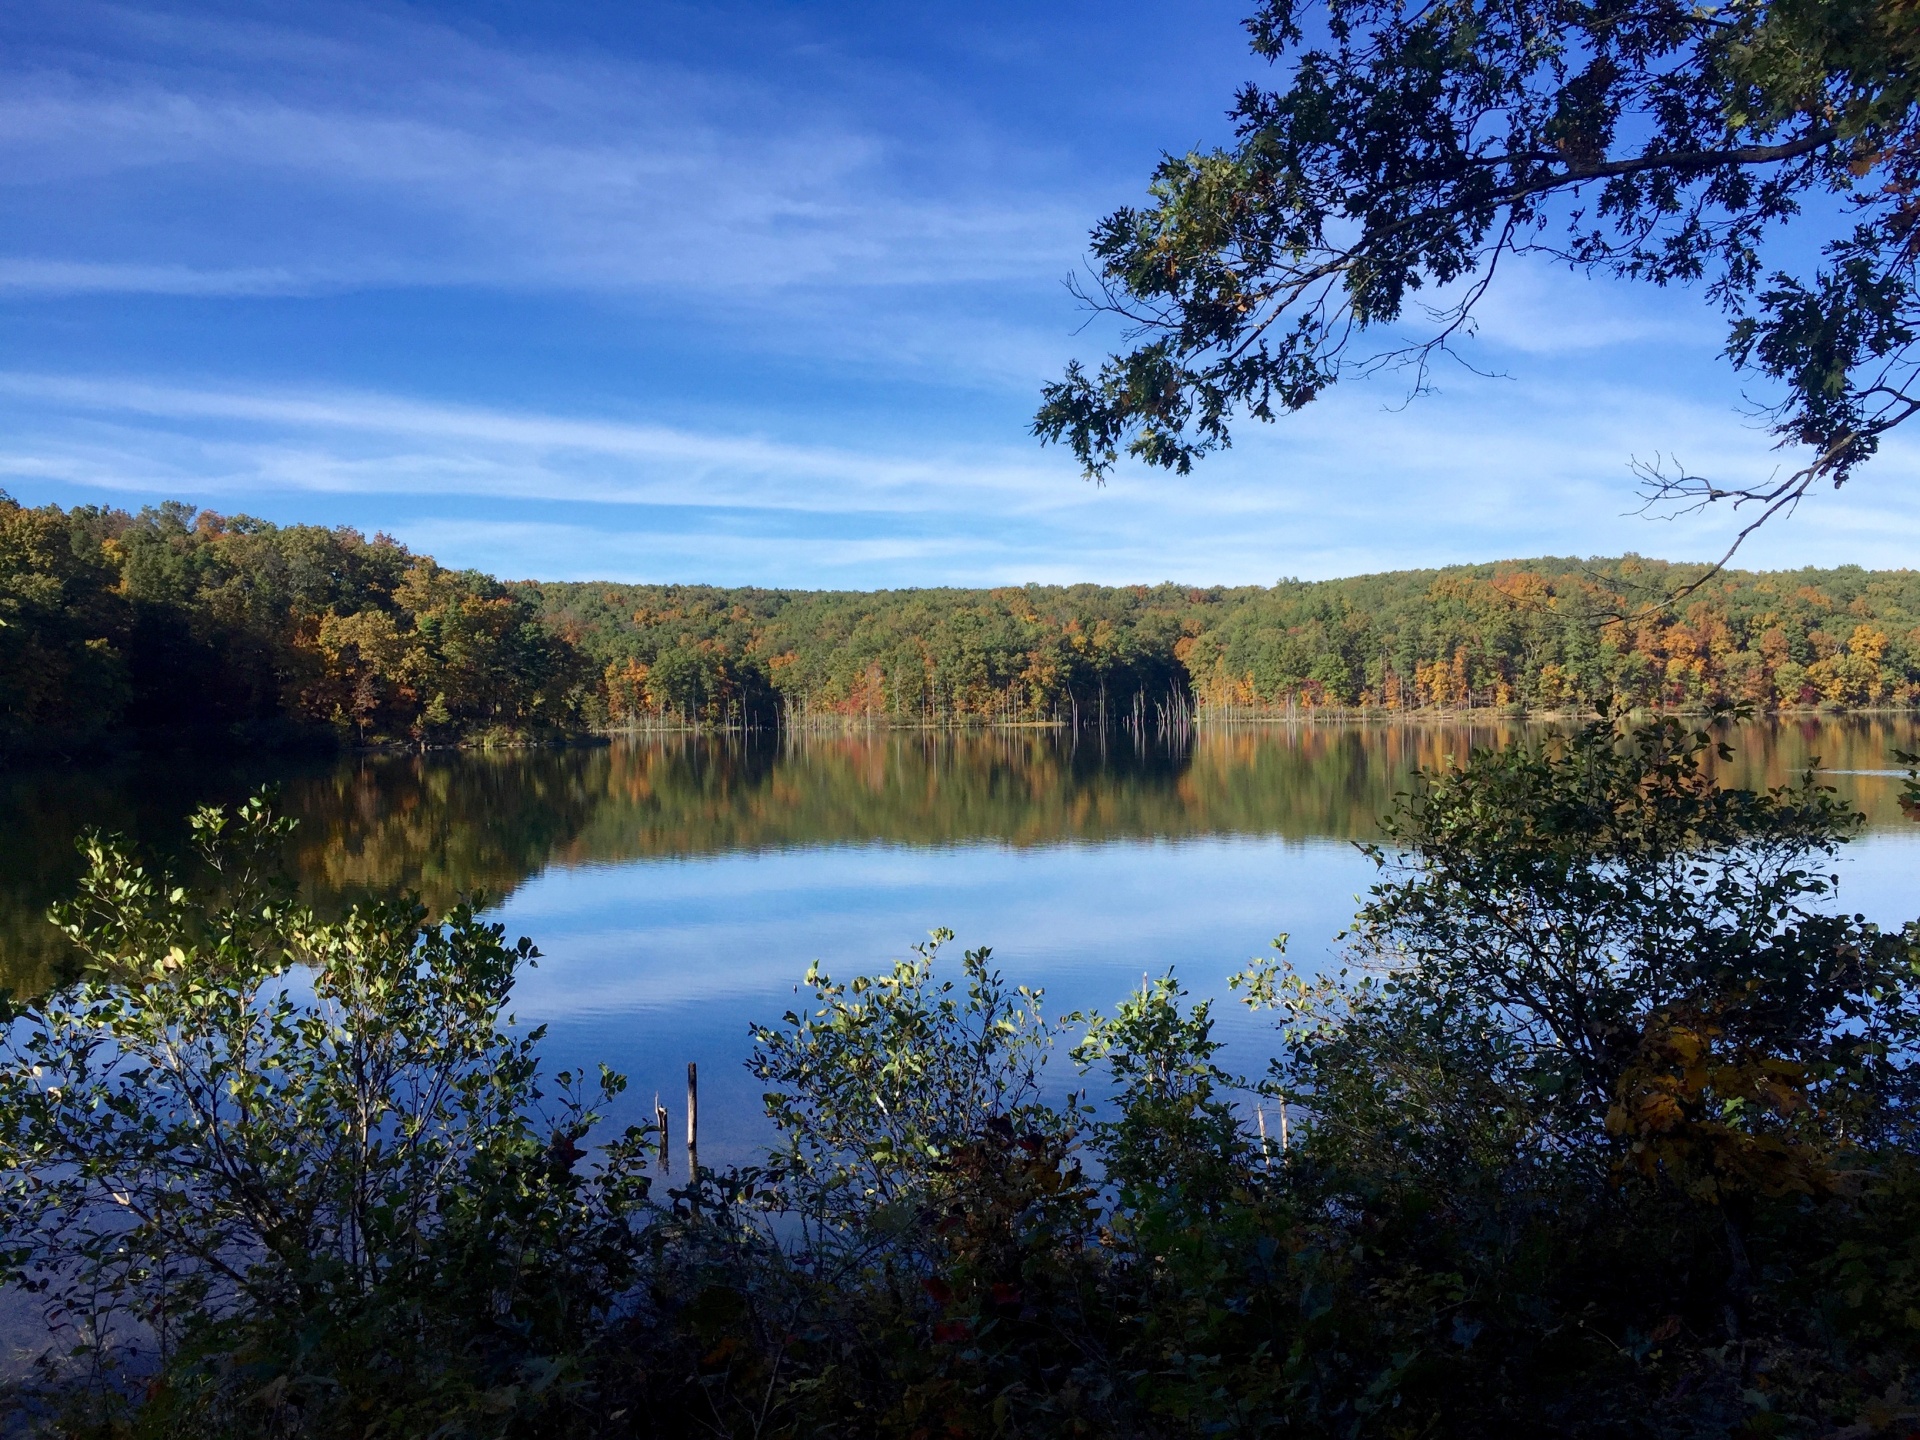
top-left (2, 725), bottom-right (1911, 1171)
top-left (1829, 832), bottom-right (1920, 929)
top-left (499, 828), bottom-right (1920, 1170)
top-left (502, 837), bottom-right (1363, 1166)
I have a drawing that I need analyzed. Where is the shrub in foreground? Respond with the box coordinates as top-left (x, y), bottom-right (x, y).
top-left (0, 796), bottom-right (653, 1437)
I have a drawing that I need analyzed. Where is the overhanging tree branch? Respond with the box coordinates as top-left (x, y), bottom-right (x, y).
top-left (1037, 0), bottom-right (1920, 568)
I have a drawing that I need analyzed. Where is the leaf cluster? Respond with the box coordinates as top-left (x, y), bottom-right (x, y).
top-left (1037, 0), bottom-right (1920, 548)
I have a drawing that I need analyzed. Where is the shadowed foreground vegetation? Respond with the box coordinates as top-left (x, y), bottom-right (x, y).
top-left (2, 718), bottom-right (1917, 1438)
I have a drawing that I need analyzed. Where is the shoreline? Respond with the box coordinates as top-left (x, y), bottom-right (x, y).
top-left (8, 704), bottom-right (1916, 770)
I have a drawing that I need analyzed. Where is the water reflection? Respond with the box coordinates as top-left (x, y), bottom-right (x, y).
top-left (4, 716), bottom-right (1915, 991)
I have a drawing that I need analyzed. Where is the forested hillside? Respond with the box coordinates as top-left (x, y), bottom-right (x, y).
top-left (7, 491), bottom-right (1919, 756)
top-left (534, 556), bottom-right (1920, 724)
top-left (0, 493), bottom-right (589, 754)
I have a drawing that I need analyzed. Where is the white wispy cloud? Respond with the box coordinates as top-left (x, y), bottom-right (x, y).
top-left (399, 517), bottom-right (965, 585)
top-left (1424, 257), bottom-right (1724, 357)
top-left (4, 364), bottom-right (1914, 587)
top-left (0, 258), bottom-right (340, 296)
top-left (0, 371), bottom-right (1079, 514)
top-left (0, 2), bottom-right (1091, 298)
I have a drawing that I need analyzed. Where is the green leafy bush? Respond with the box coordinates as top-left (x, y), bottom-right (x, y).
top-left (1238, 715), bottom-right (1920, 1434)
top-left (0, 795), bottom-right (653, 1437)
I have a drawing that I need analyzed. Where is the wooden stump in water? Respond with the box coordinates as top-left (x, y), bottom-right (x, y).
top-left (686, 1061), bottom-right (700, 1215)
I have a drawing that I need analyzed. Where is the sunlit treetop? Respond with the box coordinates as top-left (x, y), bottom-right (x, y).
top-left (1036, 0), bottom-right (1919, 557)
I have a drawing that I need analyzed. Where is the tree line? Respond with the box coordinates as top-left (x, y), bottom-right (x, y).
top-left (7, 491), bottom-right (1919, 756)
top-left (0, 493), bottom-right (591, 755)
top-left (535, 555), bottom-right (1920, 724)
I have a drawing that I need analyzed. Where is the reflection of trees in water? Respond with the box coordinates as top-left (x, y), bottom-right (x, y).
top-left (0, 754), bottom-right (356, 994)
top-left (5, 718), bottom-right (1913, 992)
top-left (561, 717), bottom-right (1920, 858)
top-left (283, 750), bottom-right (603, 914)
top-left (563, 728), bottom-right (1382, 856)
top-left (0, 748), bottom-right (606, 993)
top-left (1708, 716), bottom-right (1920, 825)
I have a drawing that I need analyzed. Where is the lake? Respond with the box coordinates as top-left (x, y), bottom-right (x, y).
top-left (5, 716), bottom-right (1917, 1166)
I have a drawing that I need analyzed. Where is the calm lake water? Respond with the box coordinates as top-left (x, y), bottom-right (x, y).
top-left (5, 717), bottom-right (1918, 1165)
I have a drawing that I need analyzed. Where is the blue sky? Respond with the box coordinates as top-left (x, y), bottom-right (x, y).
top-left (3, 0), bottom-right (1916, 588)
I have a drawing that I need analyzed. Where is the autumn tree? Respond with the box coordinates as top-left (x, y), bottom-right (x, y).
top-left (1036, 0), bottom-right (1920, 561)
